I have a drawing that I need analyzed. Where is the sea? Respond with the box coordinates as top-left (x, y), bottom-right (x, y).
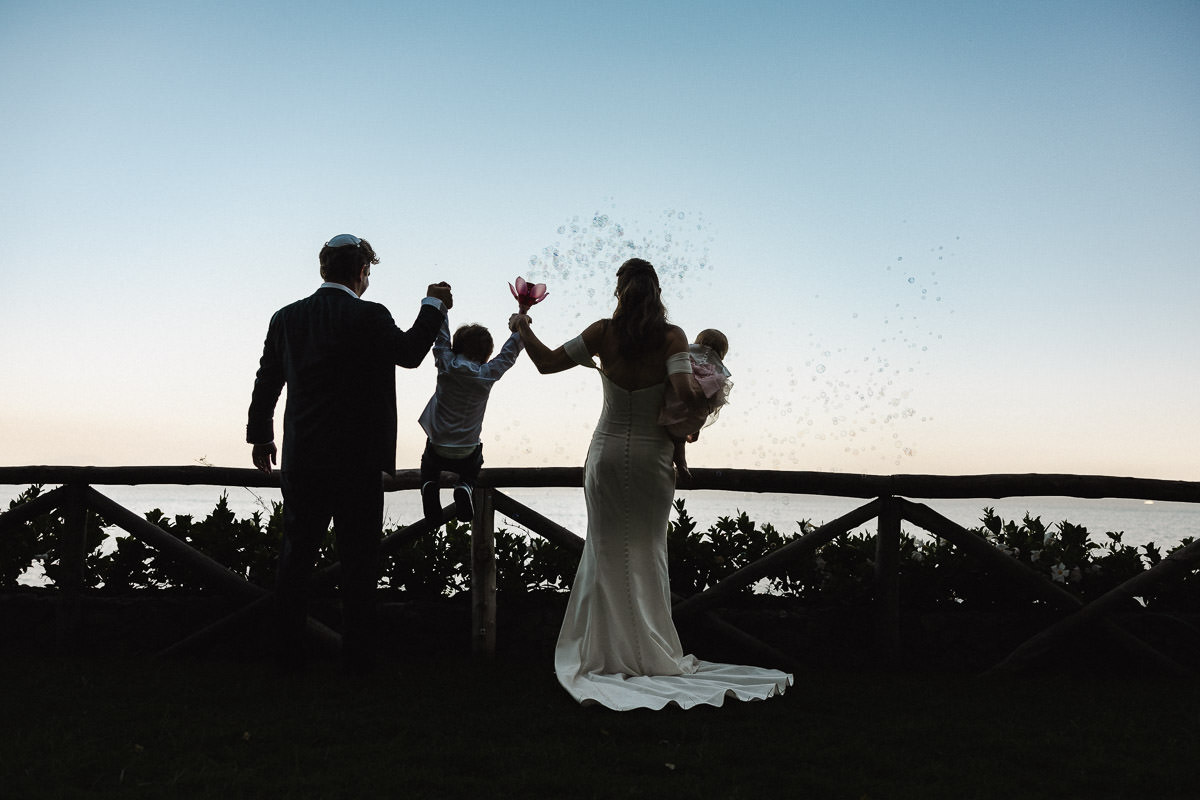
top-left (4, 482), bottom-right (1196, 587)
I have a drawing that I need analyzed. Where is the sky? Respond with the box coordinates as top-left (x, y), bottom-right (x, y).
top-left (2, 0), bottom-right (1198, 482)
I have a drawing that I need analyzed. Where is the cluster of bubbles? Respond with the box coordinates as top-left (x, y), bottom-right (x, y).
top-left (522, 206), bottom-right (716, 321)
top-left (497, 206), bottom-right (959, 473)
top-left (785, 240), bottom-right (959, 468)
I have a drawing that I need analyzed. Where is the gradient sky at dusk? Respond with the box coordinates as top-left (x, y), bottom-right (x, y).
top-left (3, 1), bottom-right (1197, 480)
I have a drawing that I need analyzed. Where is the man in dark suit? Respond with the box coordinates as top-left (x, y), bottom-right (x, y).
top-left (247, 233), bottom-right (453, 673)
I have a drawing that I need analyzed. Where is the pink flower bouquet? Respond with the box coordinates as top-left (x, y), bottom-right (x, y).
top-left (509, 276), bottom-right (548, 313)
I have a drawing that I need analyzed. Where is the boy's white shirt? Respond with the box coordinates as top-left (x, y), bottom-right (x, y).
top-left (418, 316), bottom-right (523, 455)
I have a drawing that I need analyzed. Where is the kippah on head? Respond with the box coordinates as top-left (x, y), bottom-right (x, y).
top-left (325, 234), bottom-right (363, 248)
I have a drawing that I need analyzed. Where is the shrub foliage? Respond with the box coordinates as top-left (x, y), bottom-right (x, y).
top-left (1, 486), bottom-right (1196, 610)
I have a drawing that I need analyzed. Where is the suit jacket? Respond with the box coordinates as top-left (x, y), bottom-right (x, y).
top-left (247, 286), bottom-right (445, 475)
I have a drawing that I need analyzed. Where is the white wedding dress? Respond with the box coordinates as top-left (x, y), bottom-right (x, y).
top-left (554, 338), bottom-right (793, 710)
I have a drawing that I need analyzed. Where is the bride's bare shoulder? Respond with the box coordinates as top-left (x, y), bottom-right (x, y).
top-left (580, 318), bottom-right (611, 349)
top-left (664, 325), bottom-right (688, 351)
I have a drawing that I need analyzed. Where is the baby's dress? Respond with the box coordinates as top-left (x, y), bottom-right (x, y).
top-left (658, 344), bottom-right (732, 438)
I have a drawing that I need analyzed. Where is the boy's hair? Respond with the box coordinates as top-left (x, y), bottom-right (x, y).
top-left (452, 324), bottom-right (493, 363)
top-left (696, 328), bottom-right (729, 359)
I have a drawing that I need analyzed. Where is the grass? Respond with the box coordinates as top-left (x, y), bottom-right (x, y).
top-left (2, 643), bottom-right (1198, 800)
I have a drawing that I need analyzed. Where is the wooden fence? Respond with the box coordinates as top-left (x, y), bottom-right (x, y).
top-left (2, 465), bottom-right (1198, 675)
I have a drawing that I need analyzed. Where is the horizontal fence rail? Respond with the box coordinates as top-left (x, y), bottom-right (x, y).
top-left (2, 465), bottom-right (1198, 503)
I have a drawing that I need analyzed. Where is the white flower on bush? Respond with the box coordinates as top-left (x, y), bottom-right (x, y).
top-left (1050, 562), bottom-right (1069, 583)
top-left (1031, 549), bottom-right (1042, 563)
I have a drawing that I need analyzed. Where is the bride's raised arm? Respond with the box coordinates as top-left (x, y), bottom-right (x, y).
top-left (516, 316), bottom-right (605, 374)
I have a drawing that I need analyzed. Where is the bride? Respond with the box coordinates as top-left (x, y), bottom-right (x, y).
top-left (515, 258), bottom-right (792, 710)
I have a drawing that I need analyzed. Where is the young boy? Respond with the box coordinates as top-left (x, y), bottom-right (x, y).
top-left (418, 313), bottom-right (523, 523)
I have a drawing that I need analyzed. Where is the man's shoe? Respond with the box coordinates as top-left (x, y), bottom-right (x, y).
top-left (421, 481), bottom-right (441, 524)
top-left (453, 484), bottom-right (474, 521)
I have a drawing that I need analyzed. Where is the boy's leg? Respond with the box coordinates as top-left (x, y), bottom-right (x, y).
top-left (419, 441), bottom-right (443, 524)
top-left (452, 445), bottom-right (484, 521)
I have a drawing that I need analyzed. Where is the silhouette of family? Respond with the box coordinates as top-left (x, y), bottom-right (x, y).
top-left (246, 233), bottom-right (790, 710)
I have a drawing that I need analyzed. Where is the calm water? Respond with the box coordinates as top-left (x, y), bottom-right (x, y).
top-left (5, 483), bottom-right (1196, 551)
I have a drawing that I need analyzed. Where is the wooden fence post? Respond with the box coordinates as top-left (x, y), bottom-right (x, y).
top-left (471, 487), bottom-right (497, 657)
top-left (55, 484), bottom-right (89, 651)
top-left (875, 495), bottom-right (901, 665)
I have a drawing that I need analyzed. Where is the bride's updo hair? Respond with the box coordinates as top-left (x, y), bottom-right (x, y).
top-left (611, 258), bottom-right (668, 359)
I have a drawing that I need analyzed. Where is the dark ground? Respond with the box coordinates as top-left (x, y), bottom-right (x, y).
top-left (2, 590), bottom-right (1199, 799)
top-left (4, 588), bottom-right (1197, 674)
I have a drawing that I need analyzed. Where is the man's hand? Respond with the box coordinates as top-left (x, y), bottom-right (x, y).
top-left (427, 282), bottom-right (453, 310)
top-left (508, 313), bottom-right (528, 333)
top-left (252, 442), bottom-right (277, 475)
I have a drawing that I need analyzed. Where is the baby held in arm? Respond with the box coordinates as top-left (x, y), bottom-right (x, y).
top-left (660, 328), bottom-right (733, 478)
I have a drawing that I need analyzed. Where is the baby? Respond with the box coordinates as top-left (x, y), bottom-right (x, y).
top-left (659, 328), bottom-right (733, 478)
top-left (418, 313), bottom-right (524, 523)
